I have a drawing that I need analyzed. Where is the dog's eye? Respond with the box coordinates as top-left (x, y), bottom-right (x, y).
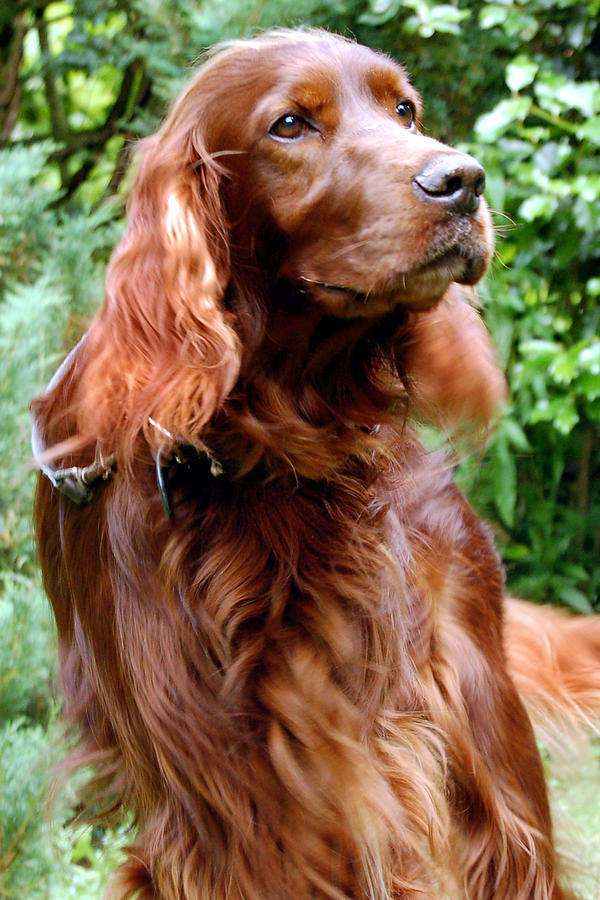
top-left (396, 101), bottom-right (416, 130)
top-left (269, 114), bottom-right (313, 140)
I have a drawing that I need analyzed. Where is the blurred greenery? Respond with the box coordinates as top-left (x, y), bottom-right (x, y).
top-left (0, 0), bottom-right (598, 895)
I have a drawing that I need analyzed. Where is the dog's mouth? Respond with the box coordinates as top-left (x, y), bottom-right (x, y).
top-left (297, 245), bottom-right (488, 317)
top-left (410, 243), bottom-right (489, 293)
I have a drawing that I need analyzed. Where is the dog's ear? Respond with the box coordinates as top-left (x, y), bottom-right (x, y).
top-left (68, 101), bottom-right (240, 461)
top-left (404, 285), bottom-right (507, 431)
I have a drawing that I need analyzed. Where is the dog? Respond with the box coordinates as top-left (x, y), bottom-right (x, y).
top-left (32, 29), bottom-right (600, 900)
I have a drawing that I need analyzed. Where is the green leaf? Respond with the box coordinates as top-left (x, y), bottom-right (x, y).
top-left (556, 585), bottom-right (594, 615)
top-left (577, 118), bottom-right (600, 146)
top-left (358, 0), bottom-right (402, 25)
top-left (572, 174), bottom-right (600, 204)
top-left (506, 56), bottom-right (538, 93)
top-left (519, 340), bottom-right (561, 364)
top-left (548, 348), bottom-right (579, 385)
top-left (428, 4), bottom-right (470, 33)
top-left (72, 829), bottom-right (95, 865)
top-left (533, 141), bottom-right (571, 176)
top-left (555, 81), bottom-right (600, 117)
top-left (475, 97), bottom-right (531, 141)
top-left (535, 72), bottom-right (600, 117)
top-left (503, 544), bottom-right (531, 562)
top-left (518, 194), bottom-right (558, 222)
top-left (479, 4), bottom-right (507, 29)
top-left (483, 170), bottom-right (506, 212)
top-left (400, 0), bottom-right (470, 36)
top-left (529, 396), bottom-right (579, 434)
top-left (502, 10), bottom-right (538, 40)
top-left (501, 417), bottom-right (531, 452)
top-left (554, 403), bottom-right (579, 434)
top-left (491, 434), bottom-right (517, 527)
top-left (578, 372), bottom-right (600, 401)
top-left (587, 277), bottom-right (600, 297)
top-left (578, 342), bottom-right (600, 375)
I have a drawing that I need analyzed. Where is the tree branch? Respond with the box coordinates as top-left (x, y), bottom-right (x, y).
top-left (2, 15), bottom-right (152, 200)
top-left (105, 57), bottom-right (147, 129)
top-left (35, 10), bottom-right (71, 185)
top-left (60, 155), bottom-right (98, 202)
top-left (44, 58), bottom-right (148, 160)
top-left (36, 13), bottom-right (68, 141)
top-left (101, 134), bottom-right (135, 200)
top-left (0, 13), bottom-right (26, 142)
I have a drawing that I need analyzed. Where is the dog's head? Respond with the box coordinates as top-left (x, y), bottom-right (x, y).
top-left (137, 29), bottom-right (492, 319)
top-left (49, 30), bottom-right (501, 461)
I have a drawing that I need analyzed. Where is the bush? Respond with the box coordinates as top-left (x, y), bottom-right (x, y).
top-left (463, 0), bottom-right (600, 610)
top-left (0, 138), bottom-right (123, 898)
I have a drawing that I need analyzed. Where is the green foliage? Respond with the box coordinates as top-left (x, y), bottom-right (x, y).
top-left (461, 0), bottom-right (600, 610)
top-left (0, 713), bottom-right (127, 899)
top-left (46, 820), bottom-right (129, 900)
top-left (0, 278), bottom-right (68, 570)
top-left (360, 0), bottom-right (469, 35)
top-left (0, 140), bottom-right (119, 575)
top-left (0, 718), bottom-right (53, 898)
top-left (0, 104), bottom-right (123, 899)
top-left (0, 574), bottom-right (55, 723)
top-left (0, 143), bottom-right (58, 286)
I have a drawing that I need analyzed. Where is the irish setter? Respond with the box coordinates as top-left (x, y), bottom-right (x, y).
top-left (32, 29), bottom-right (600, 900)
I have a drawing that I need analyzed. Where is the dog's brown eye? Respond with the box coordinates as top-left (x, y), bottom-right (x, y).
top-left (396, 101), bottom-right (415, 129)
top-left (270, 114), bottom-right (312, 140)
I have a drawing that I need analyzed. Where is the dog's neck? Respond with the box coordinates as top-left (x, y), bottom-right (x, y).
top-left (205, 287), bottom-right (411, 482)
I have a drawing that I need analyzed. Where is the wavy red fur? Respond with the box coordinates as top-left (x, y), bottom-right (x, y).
top-left (32, 29), bottom-right (599, 900)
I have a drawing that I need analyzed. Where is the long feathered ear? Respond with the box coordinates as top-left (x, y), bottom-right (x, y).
top-left (404, 284), bottom-right (507, 431)
top-left (72, 97), bottom-right (240, 461)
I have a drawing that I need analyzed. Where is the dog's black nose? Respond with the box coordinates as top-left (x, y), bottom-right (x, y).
top-left (413, 153), bottom-right (486, 215)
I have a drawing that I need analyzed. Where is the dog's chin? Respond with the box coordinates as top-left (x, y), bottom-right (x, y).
top-left (297, 250), bottom-right (489, 319)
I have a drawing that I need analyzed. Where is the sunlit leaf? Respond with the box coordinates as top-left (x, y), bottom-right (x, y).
top-left (518, 194), bottom-right (558, 222)
top-left (475, 97), bottom-right (531, 141)
top-left (506, 56), bottom-right (538, 92)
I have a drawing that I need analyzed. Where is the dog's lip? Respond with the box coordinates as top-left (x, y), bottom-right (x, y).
top-left (417, 243), bottom-right (487, 278)
top-left (297, 245), bottom-right (487, 308)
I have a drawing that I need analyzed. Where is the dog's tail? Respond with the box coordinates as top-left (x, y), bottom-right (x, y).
top-left (505, 597), bottom-right (600, 736)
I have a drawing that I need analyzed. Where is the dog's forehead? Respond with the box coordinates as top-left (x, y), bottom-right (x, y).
top-left (270, 39), bottom-right (414, 102)
top-left (244, 38), bottom-right (419, 124)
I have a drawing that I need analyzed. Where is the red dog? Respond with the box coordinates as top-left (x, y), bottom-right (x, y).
top-left (32, 30), bottom-right (599, 900)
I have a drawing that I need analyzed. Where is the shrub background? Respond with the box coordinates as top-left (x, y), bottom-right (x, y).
top-left (0, 0), bottom-right (598, 895)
